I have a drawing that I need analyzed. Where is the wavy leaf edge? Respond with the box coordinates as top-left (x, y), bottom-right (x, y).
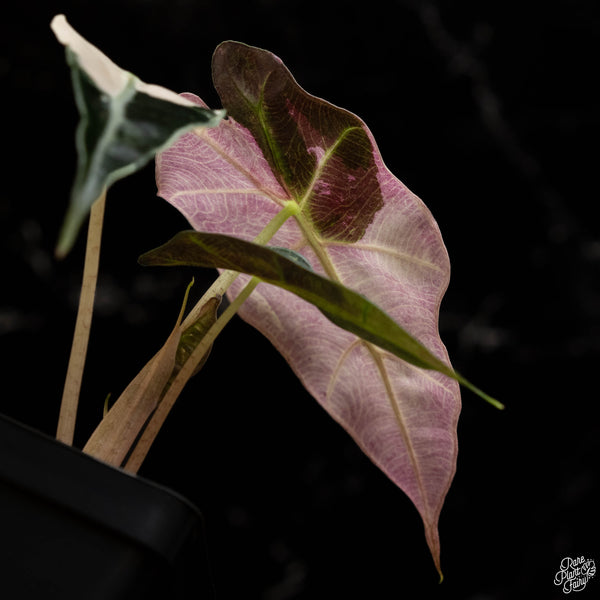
top-left (152, 40), bottom-right (500, 577)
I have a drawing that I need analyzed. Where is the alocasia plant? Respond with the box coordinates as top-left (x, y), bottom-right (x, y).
top-left (51, 17), bottom-right (500, 582)
top-left (144, 41), bottom-right (500, 576)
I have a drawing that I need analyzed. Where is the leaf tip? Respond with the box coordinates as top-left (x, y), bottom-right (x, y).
top-left (477, 389), bottom-right (504, 410)
top-left (54, 226), bottom-right (76, 260)
top-left (50, 14), bottom-right (74, 48)
top-left (454, 372), bottom-right (503, 410)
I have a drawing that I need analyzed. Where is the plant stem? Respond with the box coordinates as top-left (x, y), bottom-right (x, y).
top-left (253, 199), bottom-right (300, 244)
top-left (125, 200), bottom-right (300, 470)
top-left (124, 276), bottom-right (261, 473)
top-left (180, 200), bottom-right (299, 330)
top-left (180, 269), bottom-right (238, 330)
top-left (56, 190), bottom-right (106, 445)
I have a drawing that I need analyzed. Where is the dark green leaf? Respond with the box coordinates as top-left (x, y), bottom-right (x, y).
top-left (52, 16), bottom-right (225, 256)
top-left (173, 295), bottom-right (221, 380)
top-left (139, 230), bottom-right (502, 409)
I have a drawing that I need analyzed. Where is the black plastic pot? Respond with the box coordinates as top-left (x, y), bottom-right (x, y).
top-left (0, 414), bottom-right (214, 599)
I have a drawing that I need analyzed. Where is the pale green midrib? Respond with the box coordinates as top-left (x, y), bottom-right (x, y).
top-left (293, 212), bottom-right (340, 281)
top-left (297, 125), bottom-right (363, 211)
top-left (288, 125), bottom-right (365, 280)
top-left (284, 123), bottom-right (438, 522)
top-left (369, 344), bottom-right (434, 526)
top-left (324, 328), bottom-right (435, 527)
top-left (77, 76), bottom-right (136, 203)
top-left (256, 80), bottom-right (294, 197)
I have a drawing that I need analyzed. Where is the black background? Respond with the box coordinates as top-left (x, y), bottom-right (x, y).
top-left (2, 1), bottom-right (599, 598)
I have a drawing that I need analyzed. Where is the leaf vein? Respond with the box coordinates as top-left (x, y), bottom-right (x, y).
top-left (297, 126), bottom-right (363, 211)
top-left (323, 240), bottom-right (445, 273)
top-left (169, 188), bottom-right (274, 202)
top-left (367, 343), bottom-right (432, 523)
top-left (194, 127), bottom-right (288, 206)
top-left (326, 338), bottom-right (364, 402)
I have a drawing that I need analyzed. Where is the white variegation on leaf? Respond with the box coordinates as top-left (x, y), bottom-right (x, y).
top-left (51, 15), bottom-right (225, 257)
top-left (51, 15), bottom-right (199, 107)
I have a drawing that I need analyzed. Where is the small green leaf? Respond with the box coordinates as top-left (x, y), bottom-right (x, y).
top-left (51, 15), bottom-right (225, 257)
top-left (268, 246), bottom-right (313, 271)
top-left (173, 295), bottom-right (221, 380)
top-left (139, 231), bottom-right (502, 409)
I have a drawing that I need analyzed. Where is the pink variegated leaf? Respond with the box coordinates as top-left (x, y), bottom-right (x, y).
top-left (154, 41), bottom-right (488, 575)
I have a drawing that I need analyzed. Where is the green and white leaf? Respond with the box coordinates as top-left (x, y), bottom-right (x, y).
top-left (51, 15), bottom-right (225, 256)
